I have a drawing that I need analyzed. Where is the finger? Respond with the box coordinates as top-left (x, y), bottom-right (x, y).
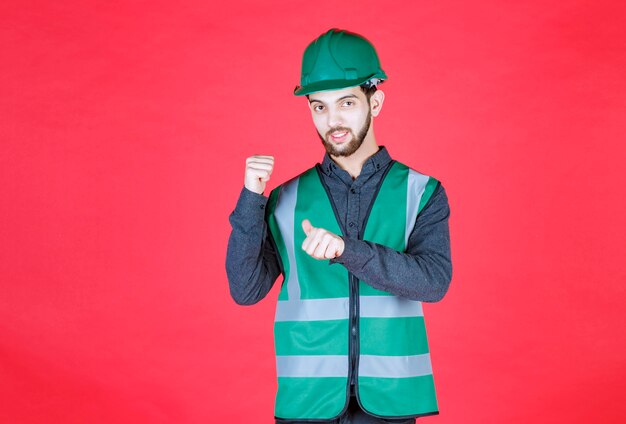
top-left (301, 219), bottom-right (313, 236)
top-left (334, 237), bottom-right (344, 257)
top-left (301, 226), bottom-right (314, 251)
top-left (313, 234), bottom-right (332, 258)
top-left (306, 229), bottom-right (325, 255)
top-left (247, 160), bottom-right (274, 167)
top-left (248, 167), bottom-right (271, 176)
top-left (249, 168), bottom-right (273, 179)
top-left (301, 228), bottom-right (316, 252)
top-left (324, 238), bottom-right (341, 259)
top-left (335, 237), bottom-right (344, 256)
top-left (248, 169), bottom-right (271, 180)
top-left (247, 163), bottom-right (274, 172)
top-left (247, 159), bottom-right (274, 168)
top-left (305, 229), bottom-right (325, 256)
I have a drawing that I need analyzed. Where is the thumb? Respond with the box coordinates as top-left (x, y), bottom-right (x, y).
top-left (302, 219), bottom-right (313, 236)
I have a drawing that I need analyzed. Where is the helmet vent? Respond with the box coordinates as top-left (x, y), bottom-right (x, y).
top-left (344, 68), bottom-right (358, 80)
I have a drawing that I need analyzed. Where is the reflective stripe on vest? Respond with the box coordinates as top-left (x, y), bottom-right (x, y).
top-left (276, 353), bottom-right (433, 378)
top-left (274, 296), bottom-right (423, 322)
top-left (267, 161), bottom-right (440, 420)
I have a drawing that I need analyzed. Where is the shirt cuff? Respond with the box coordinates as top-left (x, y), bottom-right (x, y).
top-left (329, 236), bottom-right (372, 270)
top-left (233, 186), bottom-right (270, 218)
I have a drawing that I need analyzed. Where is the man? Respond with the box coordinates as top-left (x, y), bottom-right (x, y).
top-left (226, 28), bottom-right (452, 423)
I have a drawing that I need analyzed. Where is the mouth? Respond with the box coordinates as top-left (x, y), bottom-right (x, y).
top-left (329, 131), bottom-right (349, 143)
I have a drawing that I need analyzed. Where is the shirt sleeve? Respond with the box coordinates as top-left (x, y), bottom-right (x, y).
top-left (329, 183), bottom-right (452, 302)
top-left (225, 186), bottom-right (282, 305)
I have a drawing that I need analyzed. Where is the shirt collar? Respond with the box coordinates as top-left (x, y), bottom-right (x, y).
top-left (319, 145), bottom-right (393, 178)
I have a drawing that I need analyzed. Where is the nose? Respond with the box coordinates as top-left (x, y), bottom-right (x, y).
top-left (327, 109), bottom-right (343, 129)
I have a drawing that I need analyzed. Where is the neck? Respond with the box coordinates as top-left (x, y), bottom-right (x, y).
top-left (330, 134), bottom-right (380, 180)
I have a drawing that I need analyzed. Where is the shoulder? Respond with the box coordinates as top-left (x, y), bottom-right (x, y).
top-left (394, 160), bottom-right (439, 183)
top-left (392, 160), bottom-right (446, 212)
top-left (269, 165), bottom-right (317, 194)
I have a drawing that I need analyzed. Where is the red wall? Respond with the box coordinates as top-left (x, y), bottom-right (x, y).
top-left (2, 1), bottom-right (625, 422)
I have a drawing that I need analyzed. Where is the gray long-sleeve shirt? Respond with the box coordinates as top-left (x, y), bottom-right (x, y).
top-left (226, 145), bottom-right (452, 306)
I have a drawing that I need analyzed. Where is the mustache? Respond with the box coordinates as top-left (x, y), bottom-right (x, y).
top-left (325, 127), bottom-right (352, 138)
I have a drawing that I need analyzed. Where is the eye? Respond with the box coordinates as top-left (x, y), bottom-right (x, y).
top-left (342, 101), bottom-right (354, 107)
top-left (313, 104), bottom-right (325, 112)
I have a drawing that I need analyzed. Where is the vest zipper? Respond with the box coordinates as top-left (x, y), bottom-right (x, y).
top-left (348, 272), bottom-right (359, 387)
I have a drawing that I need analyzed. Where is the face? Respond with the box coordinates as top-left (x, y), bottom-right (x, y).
top-left (308, 86), bottom-right (373, 157)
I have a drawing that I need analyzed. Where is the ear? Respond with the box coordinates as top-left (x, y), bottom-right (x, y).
top-left (370, 89), bottom-right (385, 117)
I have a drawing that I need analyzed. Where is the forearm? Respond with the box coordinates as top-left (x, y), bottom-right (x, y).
top-left (333, 238), bottom-right (451, 302)
top-left (226, 186), bottom-right (281, 305)
top-left (330, 184), bottom-right (452, 302)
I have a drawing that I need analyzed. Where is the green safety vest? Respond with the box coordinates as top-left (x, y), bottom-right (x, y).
top-left (267, 160), bottom-right (440, 420)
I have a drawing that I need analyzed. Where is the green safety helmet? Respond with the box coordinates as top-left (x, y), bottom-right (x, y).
top-left (294, 28), bottom-right (388, 96)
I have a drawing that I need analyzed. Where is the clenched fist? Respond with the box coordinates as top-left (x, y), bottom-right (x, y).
top-left (301, 219), bottom-right (345, 260)
top-left (245, 155), bottom-right (274, 195)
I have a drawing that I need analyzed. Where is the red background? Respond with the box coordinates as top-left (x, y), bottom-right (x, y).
top-left (2, 1), bottom-right (625, 422)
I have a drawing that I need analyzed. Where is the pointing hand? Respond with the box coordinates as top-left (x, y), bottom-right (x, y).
top-left (301, 219), bottom-right (345, 260)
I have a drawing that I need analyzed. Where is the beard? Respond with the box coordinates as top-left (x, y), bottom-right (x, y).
top-left (317, 110), bottom-right (372, 157)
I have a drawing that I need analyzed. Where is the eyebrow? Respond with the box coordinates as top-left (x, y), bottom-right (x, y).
top-left (309, 94), bottom-right (359, 105)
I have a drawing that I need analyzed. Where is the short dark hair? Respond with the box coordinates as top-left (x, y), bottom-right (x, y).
top-left (359, 84), bottom-right (378, 103)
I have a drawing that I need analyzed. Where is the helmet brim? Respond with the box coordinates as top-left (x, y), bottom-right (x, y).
top-left (294, 73), bottom-right (386, 96)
